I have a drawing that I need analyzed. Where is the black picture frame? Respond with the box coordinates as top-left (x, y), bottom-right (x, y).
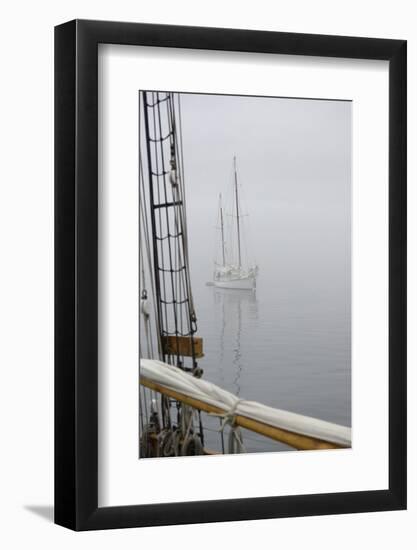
top-left (55, 19), bottom-right (407, 531)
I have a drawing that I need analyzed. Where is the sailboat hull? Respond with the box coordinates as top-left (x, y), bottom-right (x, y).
top-left (213, 275), bottom-right (256, 290)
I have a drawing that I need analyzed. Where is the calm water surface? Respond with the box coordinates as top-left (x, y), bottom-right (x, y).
top-left (191, 265), bottom-right (351, 453)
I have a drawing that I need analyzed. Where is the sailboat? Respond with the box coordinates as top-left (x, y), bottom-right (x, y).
top-left (213, 157), bottom-right (258, 290)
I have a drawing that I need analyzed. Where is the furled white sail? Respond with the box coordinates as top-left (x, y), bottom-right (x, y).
top-left (140, 359), bottom-right (351, 447)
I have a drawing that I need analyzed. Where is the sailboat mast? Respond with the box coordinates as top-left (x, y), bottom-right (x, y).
top-left (219, 194), bottom-right (226, 266)
top-left (234, 156), bottom-right (242, 268)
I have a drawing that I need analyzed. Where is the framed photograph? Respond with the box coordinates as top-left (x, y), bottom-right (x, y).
top-left (55, 20), bottom-right (406, 530)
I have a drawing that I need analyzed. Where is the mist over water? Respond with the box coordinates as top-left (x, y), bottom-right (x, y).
top-left (189, 209), bottom-right (351, 453)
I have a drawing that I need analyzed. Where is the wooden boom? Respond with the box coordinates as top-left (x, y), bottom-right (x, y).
top-left (140, 376), bottom-right (347, 451)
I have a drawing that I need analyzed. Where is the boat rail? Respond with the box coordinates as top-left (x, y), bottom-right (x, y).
top-left (140, 359), bottom-right (351, 451)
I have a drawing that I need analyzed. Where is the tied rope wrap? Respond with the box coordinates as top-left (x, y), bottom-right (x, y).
top-left (209, 399), bottom-right (246, 454)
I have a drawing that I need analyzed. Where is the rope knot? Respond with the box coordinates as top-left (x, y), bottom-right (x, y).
top-left (218, 399), bottom-right (242, 431)
top-left (209, 399), bottom-right (246, 454)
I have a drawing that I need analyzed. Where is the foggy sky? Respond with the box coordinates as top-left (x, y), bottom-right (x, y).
top-left (181, 93), bottom-right (351, 208)
top-left (176, 93), bottom-right (351, 291)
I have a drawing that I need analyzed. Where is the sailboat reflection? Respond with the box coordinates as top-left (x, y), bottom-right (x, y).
top-left (212, 288), bottom-right (259, 396)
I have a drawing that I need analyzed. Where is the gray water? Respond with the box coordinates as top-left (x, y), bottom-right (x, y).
top-left (190, 252), bottom-right (351, 453)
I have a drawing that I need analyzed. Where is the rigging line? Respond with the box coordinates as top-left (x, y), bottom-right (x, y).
top-left (241, 182), bottom-right (257, 266)
top-left (139, 387), bottom-right (144, 432)
top-left (139, 236), bottom-right (152, 358)
top-left (219, 194), bottom-right (226, 266)
top-left (148, 93), bottom-right (176, 429)
top-left (176, 179), bottom-right (197, 332)
top-left (139, 229), bottom-right (146, 291)
top-left (151, 169), bottom-right (170, 177)
top-left (156, 93), bottom-right (181, 355)
top-left (175, 213), bottom-right (184, 341)
top-left (165, 95), bottom-right (184, 343)
top-left (138, 216), bottom-right (144, 360)
top-left (139, 242), bottom-right (154, 360)
top-left (157, 266), bottom-right (186, 273)
top-left (145, 95), bottom-right (170, 108)
top-left (213, 207), bottom-right (222, 272)
top-left (169, 190), bottom-right (188, 331)
top-left (160, 96), bottom-right (182, 354)
top-left (147, 102), bottom-right (175, 374)
top-left (161, 329), bottom-right (196, 337)
top-left (140, 384), bottom-right (148, 425)
top-left (167, 175), bottom-right (189, 339)
top-left (150, 92), bottom-right (169, 341)
top-left (138, 165), bottom-right (155, 359)
top-left (155, 232), bottom-right (183, 241)
top-left (160, 298), bottom-right (189, 305)
top-left (147, 132), bottom-right (173, 143)
top-left (234, 156), bottom-right (242, 269)
top-left (177, 93), bottom-right (190, 271)
top-left (170, 102), bottom-right (194, 354)
top-left (139, 135), bottom-right (155, 290)
top-left (236, 181), bottom-right (251, 268)
top-left (154, 127), bottom-right (171, 340)
top-left (142, 91), bottom-right (167, 361)
top-left (150, 94), bottom-right (169, 322)
top-left (165, 96), bottom-right (186, 344)
top-left (168, 96), bottom-right (195, 358)
top-left (170, 95), bottom-right (197, 337)
top-left (139, 154), bottom-right (159, 357)
top-left (158, 96), bottom-right (182, 366)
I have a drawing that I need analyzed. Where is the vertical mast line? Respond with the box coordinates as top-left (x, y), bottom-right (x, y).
top-left (234, 156), bottom-right (242, 268)
top-left (150, 93), bottom-right (172, 429)
top-left (166, 96), bottom-right (184, 331)
top-left (166, 94), bottom-right (187, 358)
top-left (139, 156), bottom-right (157, 358)
top-left (142, 91), bottom-right (165, 360)
top-left (220, 193), bottom-right (226, 267)
top-left (156, 92), bottom-right (180, 349)
top-left (173, 94), bottom-right (197, 332)
top-left (151, 93), bottom-right (169, 338)
top-left (168, 93), bottom-right (198, 369)
top-left (167, 96), bottom-right (185, 345)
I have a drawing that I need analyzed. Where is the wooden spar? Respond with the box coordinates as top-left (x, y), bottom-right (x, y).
top-left (140, 376), bottom-right (347, 451)
top-left (161, 335), bottom-right (204, 358)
